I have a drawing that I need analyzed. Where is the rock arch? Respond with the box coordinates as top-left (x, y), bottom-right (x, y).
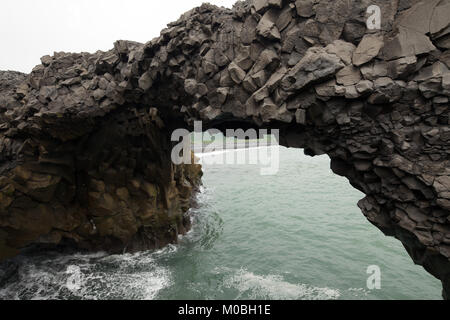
top-left (0, 0), bottom-right (450, 298)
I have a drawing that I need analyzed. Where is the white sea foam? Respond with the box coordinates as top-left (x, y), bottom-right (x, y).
top-left (0, 251), bottom-right (173, 300)
top-left (346, 287), bottom-right (370, 298)
top-left (223, 269), bottom-right (340, 300)
top-left (195, 146), bottom-right (275, 158)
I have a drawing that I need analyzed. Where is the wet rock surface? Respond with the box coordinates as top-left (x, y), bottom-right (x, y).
top-left (0, 0), bottom-right (449, 298)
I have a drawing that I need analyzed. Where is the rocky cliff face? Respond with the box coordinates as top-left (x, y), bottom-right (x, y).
top-left (0, 0), bottom-right (449, 298)
top-left (0, 67), bottom-right (203, 259)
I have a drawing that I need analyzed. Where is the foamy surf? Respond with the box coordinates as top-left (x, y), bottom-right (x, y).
top-left (195, 145), bottom-right (278, 157)
top-left (0, 250), bottom-right (172, 300)
top-left (223, 269), bottom-right (340, 300)
top-left (194, 145), bottom-right (281, 165)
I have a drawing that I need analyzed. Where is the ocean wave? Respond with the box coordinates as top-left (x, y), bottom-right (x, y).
top-left (223, 269), bottom-right (340, 300)
top-left (196, 145), bottom-right (279, 157)
top-left (195, 146), bottom-right (281, 167)
top-left (0, 251), bottom-right (172, 300)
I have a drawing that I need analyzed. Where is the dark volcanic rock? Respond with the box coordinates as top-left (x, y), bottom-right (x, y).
top-left (0, 0), bottom-right (449, 299)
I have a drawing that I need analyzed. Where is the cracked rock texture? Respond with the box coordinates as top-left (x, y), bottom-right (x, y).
top-left (0, 0), bottom-right (450, 298)
top-left (0, 68), bottom-right (203, 259)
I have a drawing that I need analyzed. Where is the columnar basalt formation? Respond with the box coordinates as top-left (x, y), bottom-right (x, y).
top-left (0, 68), bottom-right (203, 259)
top-left (0, 0), bottom-right (449, 298)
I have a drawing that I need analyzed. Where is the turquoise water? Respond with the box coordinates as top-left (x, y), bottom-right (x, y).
top-left (0, 148), bottom-right (442, 300)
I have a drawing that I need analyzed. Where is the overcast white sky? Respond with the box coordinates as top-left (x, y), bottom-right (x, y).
top-left (0, 0), bottom-right (237, 73)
